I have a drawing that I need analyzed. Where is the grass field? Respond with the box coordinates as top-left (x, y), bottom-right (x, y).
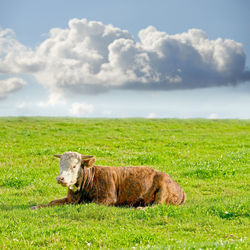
top-left (0, 117), bottom-right (249, 249)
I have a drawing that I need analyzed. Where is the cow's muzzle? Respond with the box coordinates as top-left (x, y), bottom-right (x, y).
top-left (56, 176), bottom-right (67, 186)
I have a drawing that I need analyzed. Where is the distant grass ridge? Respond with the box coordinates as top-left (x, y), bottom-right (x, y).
top-left (0, 118), bottom-right (249, 249)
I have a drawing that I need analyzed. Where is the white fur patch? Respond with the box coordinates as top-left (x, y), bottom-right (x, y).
top-left (57, 152), bottom-right (82, 186)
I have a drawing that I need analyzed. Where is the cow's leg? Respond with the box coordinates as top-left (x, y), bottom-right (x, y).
top-left (143, 174), bottom-right (167, 205)
top-left (95, 185), bottom-right (117, 206)
top-left (94, 191), bottom-right (117, 206)
top-left (95, 197), bottom-right (117, 206)
top-left (154, 186), bottom-right (168, 204)
top-left (153, 174), bottom-right (169, 205)
top-left (31, 197), bottom-right (69, 209)
top-left (154, 175), bottom-right (185, 205)
top-left (48, 197), bottom-right (70, 206)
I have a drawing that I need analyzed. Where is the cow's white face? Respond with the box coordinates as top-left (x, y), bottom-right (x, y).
top-left (56, 152), bottom-right (82, 187)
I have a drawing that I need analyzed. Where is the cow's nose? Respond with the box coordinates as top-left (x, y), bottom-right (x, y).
top-left (56, 176), bottom-right (64, 182)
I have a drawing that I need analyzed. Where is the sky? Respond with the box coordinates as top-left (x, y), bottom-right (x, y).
top-left (0, 0), bottom-right (249, 118)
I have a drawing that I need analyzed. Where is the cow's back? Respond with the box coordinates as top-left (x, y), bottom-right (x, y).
top-left (89, 165), bottom-right (186, 206)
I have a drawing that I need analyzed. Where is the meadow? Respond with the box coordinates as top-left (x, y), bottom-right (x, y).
top-left (0, 117), bottom-right (249, 249)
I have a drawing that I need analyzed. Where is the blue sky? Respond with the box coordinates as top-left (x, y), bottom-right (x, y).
top-left (0, 0), bottom-right (249, 118)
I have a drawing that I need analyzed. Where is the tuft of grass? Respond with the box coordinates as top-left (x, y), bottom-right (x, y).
top-left (1, 177), bottom-right (33, 189)
top-left (0, 118), bottom-right (249, 249)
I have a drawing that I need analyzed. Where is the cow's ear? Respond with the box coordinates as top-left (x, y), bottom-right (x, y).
top-left (81, 155), bottom-right (96, 167)
top-left (54, 154), bottom-right (62, 159)
top-left (81, 155), bottom-right (94, 160)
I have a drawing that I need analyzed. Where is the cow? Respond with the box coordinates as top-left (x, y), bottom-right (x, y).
top-left (31, 152), bottom-right (186, 209)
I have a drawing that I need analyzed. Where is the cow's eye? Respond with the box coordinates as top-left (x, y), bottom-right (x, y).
top-left (73, 165), bottom-right (76, 169)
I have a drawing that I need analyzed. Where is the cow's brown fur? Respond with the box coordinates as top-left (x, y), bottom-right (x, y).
top-left (32, 159), bottom-right (186, 209)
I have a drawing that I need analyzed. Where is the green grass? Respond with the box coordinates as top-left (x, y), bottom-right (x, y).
top-left (0, 117), bottom-right (249, 249)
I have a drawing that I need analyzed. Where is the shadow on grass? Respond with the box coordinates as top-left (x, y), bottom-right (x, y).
top-left (0, 204), bottom-right (33, 211)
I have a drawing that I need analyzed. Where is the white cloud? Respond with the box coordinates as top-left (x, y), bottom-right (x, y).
top-left (0, 19), bottom-right (249, 98)
top-left (0, 28), bottom-right (42, 74)
top-left (69, 102), bottom-right (94, 116)
top-left (208, 113), bottom-right (218, 119)
top-left (37, 93), bottom-right (66, 107)
top-left (0, 77), bottom-right (27, 99)
top-left (147, 112), bottom-right (157, 118)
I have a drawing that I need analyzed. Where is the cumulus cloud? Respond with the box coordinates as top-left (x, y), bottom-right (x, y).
top-left (37, 93), bottom-right (66, 107)
top-left (146, 112), bottom-right (157, 118)
top-left (69, 102), bottom-right (94, 116)
top-left (208, 113), bottom-right (218, 119)
top-left (0, 19), bottom-right (249, 97)
top-left (0, 77), bottom-right (27, 99)
top-left (0, 28), bottom-right (42, 74)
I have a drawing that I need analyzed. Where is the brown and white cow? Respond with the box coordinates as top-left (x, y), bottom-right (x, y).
top-left (31, 152), bottom-right (186, 209)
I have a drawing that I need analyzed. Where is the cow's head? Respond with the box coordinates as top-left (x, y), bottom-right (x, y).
top-left (54, 152), bottom-right (95, 188)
